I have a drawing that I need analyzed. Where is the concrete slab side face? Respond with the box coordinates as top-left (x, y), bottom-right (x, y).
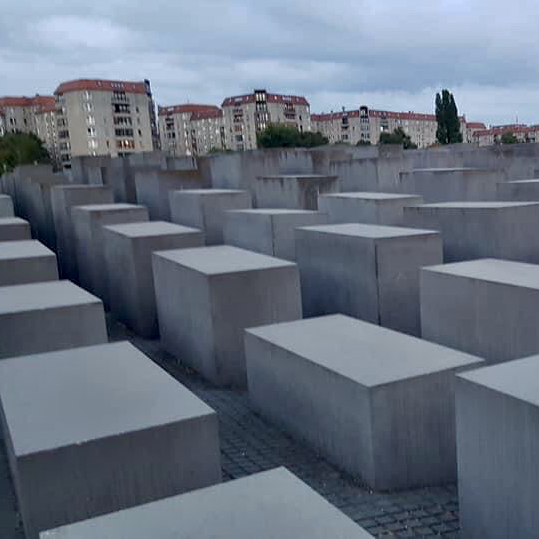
top-left (0, 341), bottom-right (221, 539)
top-left (0, 218), bottom-right (31, 242)
top-left (497, 179), bottom-right (539, 201)
top-left (0, 194), bottom-right (14, 217)
top-left (223, 211), bottom-right (275, 256)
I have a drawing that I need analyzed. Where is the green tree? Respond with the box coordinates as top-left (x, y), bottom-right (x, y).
top-left (435, 89), bottom-right (463, 144)
top-left (0, 132), bottom-right (50, 175)
top-left (378, 127), bottom-right (417, 149)
top-left (257, 124), bottom-right (328, 148)
top-left (500, 132), bottom-right (518, 144)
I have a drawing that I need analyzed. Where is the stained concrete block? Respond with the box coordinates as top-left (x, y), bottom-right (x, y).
top-left (296, 223), bottom-right (442, 336)
top-left (456, 357), bottom-right (539, 538)
top-left (319, 192), bottom-right (423, 225)
top-left (224, 209), bottom-right (328, 261)
top-left (40, 467), bottom-right (372, 539)
top-left (170, 189), bottom-right (252, 245)
top-left (153, 246), bottom-right (302, 387)
top-left (421, 258), bottom-right (539, 364)
top-left (404, 202), bottom-right (539, 263)
top-left (0, 218), bottom-right (31, 242)
top-left (246, 315), bottom-right (482, 491)
top-left (103, 221), bottom-right (204, 338)
top-left (0, 280), bottom-right (107, 359)
top-left (51, 185), bottom-right (114, 280)
top-left (0, 194), bottom-right (14, 217)
top-left (0, 240), bottom-right (58, 286)
top-left (255, 174), bottom-right (339, 210)
top-left (0, 341), bottom-right (221, 539)
top-left (398, 167), bottom-right (503, 202)
top-left (497, 178), bottom-right (539, 201)
top-left (72, 204), bottom-right (149, 305)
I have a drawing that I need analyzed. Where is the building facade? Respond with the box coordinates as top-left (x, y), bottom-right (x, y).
top-left (473, 124), bottom-right (539, 146)
top-left (158, 104), bottom-right (225, 156)
top-left (34, 100), bottom-right (60, 167)
top-left (54, 78), bottom-right (157, 168)
top-left (464, 122), bottom-right (486, 143)
top-left (221, 89), bottom-right (311, 151)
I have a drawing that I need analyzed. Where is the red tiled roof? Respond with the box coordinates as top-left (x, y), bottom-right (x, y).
top-left (466, 122), bottom-right (486, 130)
top-left (191, 109), bottom-right (223, 121)
top-left (313, 107), bottom-right (467, 123)
top-left (474, 124), bottom-right (536, 137)
top-left (222, 92), bottom-right (309, 108)
top-left (55, 79), bottom-right (147, 95)
top-left (0, 95), bottom-right (55, 114)
top-left (158, 104), bottom-right (220, 117)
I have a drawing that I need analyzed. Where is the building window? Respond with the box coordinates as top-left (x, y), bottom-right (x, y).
top-left (87, 127), bottom-right (96, 137)
top-left (88, 139), bottom-right (98, 149)
top-left (87, 115), bottom-right (95, 125)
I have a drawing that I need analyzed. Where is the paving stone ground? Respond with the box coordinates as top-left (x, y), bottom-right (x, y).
top-left (0, 317), bottom-right (461, 538)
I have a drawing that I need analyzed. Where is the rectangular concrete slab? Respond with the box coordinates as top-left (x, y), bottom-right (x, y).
top-left (153, 245), bottom-right (302, 386)
top-left (0, 218), bottom-right (31, 242)
top-left (0, 341), bottom-right (221, 539)
top-left (246, 315), bottom-right (482, 490)
top-left (0, 194), bottom-right (14, 217)
top-left (170, 189), bottom-right (252, 245)
top-left (456, 357), bottom-right (539, 538)
top-left (0, 240), bottom-right (58, 286)
top-left (497, 178), bottom-right (539, 201)
top-left (0, 280), bottom-right (107, 359)
top-left (103, 221), bottom-right (204, 337)
top-left (40, 468), bottom-right (373, 539)
top-left (223, 208), bottom-right (328, 260)
top-left (404, 202), bottom-right (539, 263)
top-left (296, 223), bottom-right (442, 336)
top-left (421, 258), bottom-right (539, 363)
top-left (319, 192), bottom-right (423, 225)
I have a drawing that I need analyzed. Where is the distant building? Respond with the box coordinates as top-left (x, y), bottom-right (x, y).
top-left (464, 122), bottom-right (487, 144)
top-left (473, 124), bottom-right (539, 146)
top-left (54, 78), bottom-right (157, 168)
top-left (34, 100), bottom-right (60, 167)
top-left (158, 104), bottom-right (225, 156)
top-left (221, 89), bottom-right (311, 151)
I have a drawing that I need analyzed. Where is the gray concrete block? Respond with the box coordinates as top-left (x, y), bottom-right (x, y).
top-left (398, 167), bottom-right (503, 202)
top-left (51, 185), bottom-right (114, 280)
top-left (456, 357), bottom-right (539, 538)
top-left (72, 204), bottom-right (149, 305)
top-left (40, 467), bottom-right (372, 538)
top-left (0, 194), bottom-right (14, 217)
top-left (246, 315), bottom-right (482, 491)
top-left (103, 221), bottom-right (204, 338)
top-left (0, 240), bottom-right (58, 286)
top-left (0, 280), bottom-right (107, 359)
top-left (0, 341), bottom-right (221, 539)
top-left (224, 209), bottom-right (328, 260)
top-left (0, 218), bottom-right (31, 242)
top-left (319, 192), bottom-right (423, 225)
top-left (421, 258), bottom-right (539, 364)
top-left (255, 174), bottom-right (339, 210)
top-left (404, 202), bottom-right (539, 263)
top-left (153, 246), bottom-right (302, 387)
top-left (170, 189), bottom-right (252, 245)
top-left (296, 223), bottom-right (442, 336)
top-left (497, 178), bottom-right (539, 201)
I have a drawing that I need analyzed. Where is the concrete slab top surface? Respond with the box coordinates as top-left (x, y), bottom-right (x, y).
top-left (424, 258), bottom-right (539, 290)
top-left (247, 315), bottom-right (481, 387)
top-left (227, 208), bottom-right (321, 215)
top-left (0, 194), bottom-right (10, 200)
top-left (171, 189), bottom-right (246, 195)
top-left (0, 217), bottom-right (28, 226)
top-left (407, 167), bottom-right (493, 173)
top-left (258, 174), bottom-right (338, 180)
top-left (0, 240), bottom-right (54, 260)
top-left (415, 201), bottom-right (539, 209)
top-left (40, 467), bottom-right (371, 538)
top-left (72, 203), bottom-right (143, 213)
top-left (296, 222), bottom-right (438, 239)
top-left (0, 280), bottom-right (101, 314)
top-left (52, 184), bottom-right (110, 191)
top-left (0, 341), bottom-right (215, 457)
top-left (321, 192), bottom-right (421, 201)
top-left (104, 221), bottom-right (200, 238)
top-left (504, 178), bottom-right (539, 184)
top-left (154, 245), bottom-right (295, 275)
top-left (458, 355), bottom-right (539, 408)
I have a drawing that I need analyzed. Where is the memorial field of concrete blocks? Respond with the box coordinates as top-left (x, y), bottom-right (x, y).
top-left (2, 142), bottom-right (539, 536)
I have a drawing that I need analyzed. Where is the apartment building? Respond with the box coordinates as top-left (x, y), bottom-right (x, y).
top-left (158, 104), bottom-right (225, 156)
top-left (464, 122), bottom-right (486, 143)
top-left (54, 78), bottom-right (157, 168)
top-left (34, 100), bottom-right (60, 166)
top-left (221, 89), bottom-right (311, 151)
top-left (473, 124), bottom-right (539, 146)
top-left (0, 95), bottom-right (55, 136)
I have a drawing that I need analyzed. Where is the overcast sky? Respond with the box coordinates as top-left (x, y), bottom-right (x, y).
top-left (1, 1), bottom-right (537, 125)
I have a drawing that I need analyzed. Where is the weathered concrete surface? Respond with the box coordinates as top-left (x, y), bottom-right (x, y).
top-left (319, 192), bottom-right (423, 225)
top-left (72, 204), bottom-right (149, 306)
top-left (40, 468), bottom-right (372, 539)
top-left (153, 245), bottom-right (302, 387)
top-left (0, 280), bottom-right (107, 359)
top-left (103, 221), bottom-right (204, 338)
top-left (497, 178), bottom-right (539, 201)
top-left (0, 195), bottom-right (14, 217)
top-left (296, 223), bottom-right (442, 336)
top-left (0, 240), bottom-right (58, 286)
top-left (0, 341), bottom-right (221, 539)
top-left (170, 189), bottom-right (252, 245)
top-left (456, 357), bottom-right (539, 539)
top-left (404, 202), bottom-right (539, 263)
top-left (255, 174), bottom-right (339, 210)
top-left (70, 155), bottom-right (111, 184)
top-left (224, 209), bottom-right (328, 260)
top-left (0, 218), bottom-right (31, 242)
top-left (421, 259), bottom-right (539, 364)
top-left (246, 315), bottom-right (482, 491)
top-left (51, 185), bottom-right (114, 280)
